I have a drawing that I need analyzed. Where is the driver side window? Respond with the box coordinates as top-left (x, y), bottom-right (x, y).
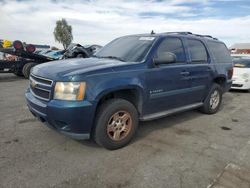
top-left (156, 38), bottom-right (186, 63)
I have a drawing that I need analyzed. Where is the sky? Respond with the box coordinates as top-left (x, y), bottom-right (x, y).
top-left (0, 0), bottom-right (250, 49)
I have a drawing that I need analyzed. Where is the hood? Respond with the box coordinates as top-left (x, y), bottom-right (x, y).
top-left (32, 57), bottom-right (130, 81)
top-left (233, 67), bottom-right (250, 78)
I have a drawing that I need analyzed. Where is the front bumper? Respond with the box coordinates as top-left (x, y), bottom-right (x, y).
top-left (25, 88), bottom-right (96, 140)
top-left (231, 78), bottom-right (250, 90)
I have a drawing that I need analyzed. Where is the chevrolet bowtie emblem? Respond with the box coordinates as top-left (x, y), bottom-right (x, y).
top-left (30, 79), bottom-right (38, 88)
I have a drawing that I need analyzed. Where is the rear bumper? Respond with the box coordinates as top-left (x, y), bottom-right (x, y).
top-left (25, 88), bottom-right (96, 140)
top-left (224, 80), bottom-right (233, 92)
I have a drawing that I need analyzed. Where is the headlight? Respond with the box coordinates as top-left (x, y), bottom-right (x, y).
top-left (241, 73), bottom-right (249, 79)
top-left (54, 82), bottom-right (86, 101)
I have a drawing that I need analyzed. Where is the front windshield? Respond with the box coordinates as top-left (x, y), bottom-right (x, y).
top-left (233, 59), bottom-right (250, 68)
top-left (95, 36), bottom-right (155, 62)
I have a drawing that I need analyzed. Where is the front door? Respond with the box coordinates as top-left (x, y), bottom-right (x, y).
top-left (144, 37), bottom-right (193, 115)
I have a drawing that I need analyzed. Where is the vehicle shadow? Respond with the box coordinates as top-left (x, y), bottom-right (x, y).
top-left (229, 89), bottom-right (249, 93)
top-left (134, 110), bottom-right (203, 142)
top-left (135, 90), bottom-right (244, 143)
top-left (77, 139), bottom-right (101, 149)
top-left (77, 110), bottom-right (204, 149)
top-left (78, 91), bottom-right (238, 149)
top-left (0, 74), bottom-right (24, 82)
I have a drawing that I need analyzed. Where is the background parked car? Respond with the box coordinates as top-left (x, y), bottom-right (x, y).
top-left (231, 57), bottom-right (250, 91)
top-left (62, 43), bottom-right (102, 59)
top-left (36, 50), bottom-right (65, 59)
top-left (231, 53), bottom-right (250, 59)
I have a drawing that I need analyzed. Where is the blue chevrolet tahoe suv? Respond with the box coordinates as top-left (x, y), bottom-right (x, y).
top-left (25, 32), bottom-right (233, 150)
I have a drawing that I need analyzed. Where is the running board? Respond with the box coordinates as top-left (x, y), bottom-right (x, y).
top-left (140, 102), bottom-right (203, 121)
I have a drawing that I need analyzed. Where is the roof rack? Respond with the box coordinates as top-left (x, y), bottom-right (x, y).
top-left (191, 33), bottom-right (218, 40)
top-left (165, 32), bottom-right (218, 40)
top-left (166, 32), bottom-right (192, 35)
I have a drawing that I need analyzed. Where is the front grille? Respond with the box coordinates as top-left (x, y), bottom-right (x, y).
top-left (232, 84), bottom-right (243, 88)
top-left (30, 74), bottom-right (53, 86)
top-left (31, 87), bottom-right (50, 99)
top-left (30, 74), bottom-right (53, 101)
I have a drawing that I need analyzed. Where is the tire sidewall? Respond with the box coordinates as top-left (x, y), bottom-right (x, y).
top-left (22, 64), bottom-right (29, 78)
top-left (94, 99), bottom-right (138, 150)
top-left (205, 84), bottom-right (223, 114)
top-left (23, 63), bottom-right (36, 78)
top-left (26, 63), bottom-right (35, 78)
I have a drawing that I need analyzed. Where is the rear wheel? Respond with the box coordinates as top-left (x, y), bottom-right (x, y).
top-left (199, 83), bottom-right (222, 114)
top-left (22, 63), bottom-right (36, 78)
top-left (94, 99), bottom-right (138, 150)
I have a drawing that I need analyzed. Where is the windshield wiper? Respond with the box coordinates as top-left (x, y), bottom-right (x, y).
top-left (99, 56), bottom-right (125, 62)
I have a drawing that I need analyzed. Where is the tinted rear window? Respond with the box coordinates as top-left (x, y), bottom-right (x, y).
top-left (187, 39), bottom-right (208, 63)
top-left (207, 41), bottom-right (232, 63)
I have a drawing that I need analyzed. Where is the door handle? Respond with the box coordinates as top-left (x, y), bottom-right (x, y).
top-left (206, 67), bottom-right (212, 71)
top-left (180, 71), bottom-right (190, 76)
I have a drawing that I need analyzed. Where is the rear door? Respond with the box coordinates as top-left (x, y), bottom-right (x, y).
top-left (185, 38), bottom-right (213, 103)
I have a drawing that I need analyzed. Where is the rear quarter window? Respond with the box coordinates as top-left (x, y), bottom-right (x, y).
top-left (207, 41), bottom-right (232, 63)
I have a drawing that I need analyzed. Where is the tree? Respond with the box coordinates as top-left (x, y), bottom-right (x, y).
top-left (53, 18), bottom-right (73, 49)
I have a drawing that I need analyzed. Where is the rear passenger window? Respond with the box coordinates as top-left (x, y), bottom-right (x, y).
top-left (207, 41), bottom-right (232, 63)
top-left (187, 39), bottom-right (208, 63)
top-left (156, 38), bottom-right (186, 63)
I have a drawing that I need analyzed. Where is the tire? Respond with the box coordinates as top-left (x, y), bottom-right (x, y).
top-left (13, 69), bottom-right (23, 77)
top-left (22, 63), bottom-right (36, 79)
top-left (94, 99), bottom-right (138, 150)
top-left (22, 64), bottom-right (28, 78)
top-left (76, 53), bottom-right (84, 58)
top-left (199, 83), bottom-right (223, 114)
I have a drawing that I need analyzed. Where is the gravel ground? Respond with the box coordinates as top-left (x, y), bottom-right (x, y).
top-left (0, 73), bottom-right (250, 188)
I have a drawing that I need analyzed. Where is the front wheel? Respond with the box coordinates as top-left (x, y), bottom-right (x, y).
top-left (199, 83), bottom-right (223, 114)
top-left (94, 99), bottom-right (138, 150)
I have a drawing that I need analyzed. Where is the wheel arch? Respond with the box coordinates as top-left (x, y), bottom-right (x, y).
top-left (213, 75), bottom-right (227, 91)
top-left (95, 85), bottom-right (144, 115)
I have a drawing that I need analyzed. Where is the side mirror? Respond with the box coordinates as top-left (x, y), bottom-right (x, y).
top-left (154, 52), bottom-right (176, 65)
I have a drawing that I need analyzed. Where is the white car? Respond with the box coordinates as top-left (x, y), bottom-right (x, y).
top-left (231, 57), bottom-right (250, 91)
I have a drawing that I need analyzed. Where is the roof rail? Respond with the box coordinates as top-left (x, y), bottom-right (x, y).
top-left (192, 33), bottom-right (218, 40)
top-left (165, 32), bottom-right (193, 35)
top-left (165, 32), bottom-right (218, 40)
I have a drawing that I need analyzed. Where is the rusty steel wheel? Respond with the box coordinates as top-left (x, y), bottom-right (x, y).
top-left (107, 111), bottom-right (132, 141)
top-left (94, 99), bottom-right (138, 150)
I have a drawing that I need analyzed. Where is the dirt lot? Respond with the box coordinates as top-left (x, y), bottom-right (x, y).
top-left (1, 73), bottom-right (250, 188)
